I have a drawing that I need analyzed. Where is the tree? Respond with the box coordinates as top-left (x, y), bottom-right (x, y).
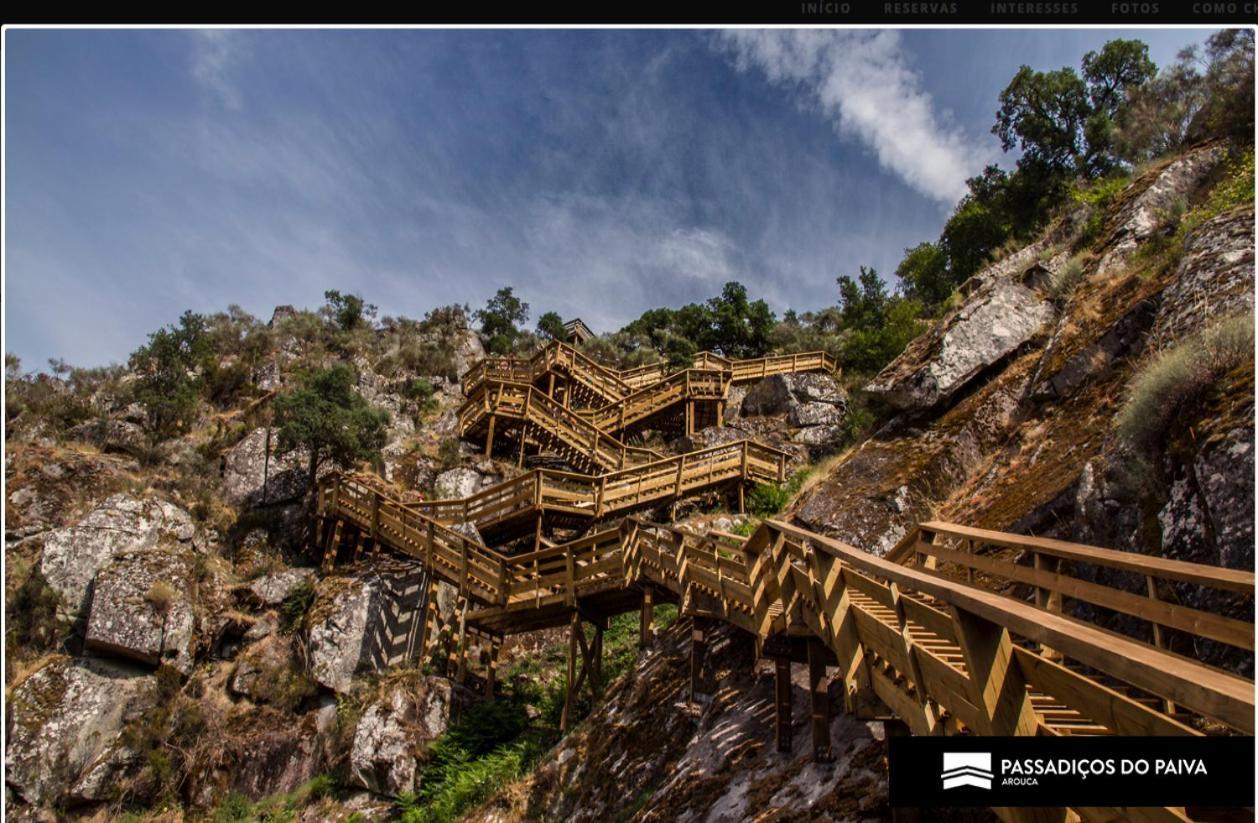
top-left (477, 287), bottom-right (530, 354)
top-left (129, 310), bottom-right (213, 443)
top-left (272, 365), bottom-right (389, 492)
top-left (705, 281), bottom-right (776, 358)
top-left (994, 65), bottom-right (1091, 176)
top-left (835, 268), bottom-right (924, 375)
top-left (536, 311), bottom-right (567, 341)
top-left (895, 241), bottom-right (950, 305)
top-left (322, 290), bottom-right (377, 332)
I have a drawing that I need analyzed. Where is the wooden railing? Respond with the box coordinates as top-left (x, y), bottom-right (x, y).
top-left (459, 381), bottom-right (662, 471)
top-left (321, 472), bottom-right (1255, 746)
top-left (887, 522), bottom-right (1256, 656)
top-left (460, 340), bottom-right (837, 402)
top-left (756, 521), bottom-right (1254, 736)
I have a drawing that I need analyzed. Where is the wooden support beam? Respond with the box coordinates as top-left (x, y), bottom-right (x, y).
top-left (774, 656), bottom-right (793, 752)
top-left (486, 637), bottom-right (501, 700)
top-left (640, 586), bottom-right (655, 648)
top-left (950, 606), bottom-right (1040, 736)
top-left (484, 414), bottom-right (496, 457)
top-left (690, 619), bottom-right (707, 703)
top-left (323, 520), bottom-right (344, 572)
top-left (808, 638), bottom-right (833, 763)
top-left (561, 610), bottom-right (579, 732)
top-left (455, 597), bottom-right (470, 684)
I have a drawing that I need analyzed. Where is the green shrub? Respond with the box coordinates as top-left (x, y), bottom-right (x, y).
top-left (1117, 312), bottom-right (1254, 451)
top-left (747, 470), bottom-right (811, 517)
top-left (279, 581), bottom-right (315, 634)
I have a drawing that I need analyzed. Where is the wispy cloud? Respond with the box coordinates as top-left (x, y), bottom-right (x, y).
top-left (191, 30), bottom-right (244, 109)
top-left (717, 30), bottom-right (995, 205)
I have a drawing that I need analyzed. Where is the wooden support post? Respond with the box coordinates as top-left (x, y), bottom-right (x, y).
top-left (323, 520), bottom-right (344, 572)
top-left (561, 611), bottom-right (579, 732)
top-left (950, 607), bottom-right (1040, 736)
top-left (1034, 553), bottom-right (1063, 660)
top-left (808, 638), bottom-right (833, 763)
top-left (369, 494), bottom-right (381, 556)
top-left (455, 597), bottom-right (470, 684)
top-left (592, 623), bottom-right (604, 695)
top-left (1145, 574), bottom-right (1176, 715)
top-left (484, 414), bottom-right (496, 457)
top-left (413, 579), bottom-right (439, 662)
top-left (737, 483), bottom-right (745, 515)
top-left (486, 637), bottom-right (501, 700)
top-left (774, 656), bottom-right (793, 753)
top-left (690, 619), bottom-right (706, 703)
top-left (640, 586), bottom-right (655, 648)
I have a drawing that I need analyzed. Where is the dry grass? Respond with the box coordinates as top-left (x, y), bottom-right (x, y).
top-left (1117, 312), bottom-right (1255, 451)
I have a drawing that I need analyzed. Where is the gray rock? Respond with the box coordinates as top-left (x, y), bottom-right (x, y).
top-left (788, 401), bottom-right (844, 428)
top-left (740, 373), bottom-right (845, 417)
top-left (349, 678), bottom-right (453, 796)
top-left (865, 279), bottom-right (1053, 410)
top-left (434, 467), bottom-right (482, 499)
top-left (229, 634), bottom-right (298, 703)
top-left (791, 425), bottom-right (847, 446)
top-left (246, 568), bottom-right (317, 609)
top-left (69, 417), bottom-right (146, 457)
top-left (222, 428), bottom-right (311, 507)
top-left (1097, 144), bottom-right (1227, 275)
top-left (84, 547), bottom-right (200, 674)
top-left (5, 656), bottom-right (155, 807)
top-left (39, 493), bottom-right (196, 616)
top-left (230, 717), bottom-right (323, 801)
top-left (305, 575), bottom-right (383, 693)
top-left (1152, 207), bottom-right (1254, 347)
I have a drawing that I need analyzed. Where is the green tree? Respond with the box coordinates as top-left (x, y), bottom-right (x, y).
top-left (895, 241), bottom-right (950, 305)
top-left (272, 365), bottom-right (390, 490)
top-left (535, 311), bottom-right (567, 341)
top-left (835, 269), bottom-right (924, 375)
top-left (706, 281), bottom-right (776, 358)
top-left (129, 310), bottom-right (213, 443)
top-left (477, 287), bottom-right (530, 354)
top-left (322, 290), bottom-right (377, 331)
top-left (993, 65), bottom-right (1092, 176)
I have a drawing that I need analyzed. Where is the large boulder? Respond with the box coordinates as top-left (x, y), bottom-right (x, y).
top-left (1097, 144), bottom-right (1227, 275)
top-left (84, 547), bottom-right (200, 673)
top-left (229, 634), bottom-right (305, 706)
top-left (221, 428), bottom-right (311, 508)
top-left (865, 279), bottom-right (1053, 410)
top-left (242, 568), bottom-right (317, 609)
top-left (349, 678), bottom-right (453, 796)
top-left (740, 373), bottom-right (844, 417)
top-left (434, 467), bottom-right (482, 499)
top-left (5, 655), bottom-right (155, 807)
top-left (305, 575), bottom-right (384, 693)
top-left (39, 494), bottom-right (196, 616)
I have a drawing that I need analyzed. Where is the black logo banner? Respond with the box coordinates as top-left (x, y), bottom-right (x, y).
top-left (890, 736), bottom-right (1256, 808)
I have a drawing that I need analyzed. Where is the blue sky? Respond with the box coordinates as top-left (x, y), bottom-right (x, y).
top-left (5, 27), bottom-right (1216, 368)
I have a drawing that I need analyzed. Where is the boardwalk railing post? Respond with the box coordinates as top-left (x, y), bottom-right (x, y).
top-left (949, 606), bottom-right (1040, 736)
top-left (808, 637), bottom-right (833, 763)
top-left (640, 586), bottom-right (655, 648)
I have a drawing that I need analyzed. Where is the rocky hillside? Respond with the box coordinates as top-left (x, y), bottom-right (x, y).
top-left (4, 140), bottom-right (1253, 822)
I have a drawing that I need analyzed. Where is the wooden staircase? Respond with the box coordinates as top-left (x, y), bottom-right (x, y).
top-left (310, 344), bottom-right (1254, 823)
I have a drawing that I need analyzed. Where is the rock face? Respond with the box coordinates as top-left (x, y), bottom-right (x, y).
top-left (434, 466), bottom-right (483, 499)
top-left (244, 568), bottom-right (317, 609)
top-left (1151, 206), bottom-right (1255, 346)
top-left (5, 655), bottom-right (155, 807)
top-left (349, 678), bottom-right (453, 796)
top-left (39, 493), bottom-right (197, 615)
top-left (1096, 144), bottom-right (1227, 275)
top-left (221, 428), bottom-right (311, 507)
top-left (305, 575), bottom-right (383, 693)
top-left (740, 373), bottom-right (845, 417)
top-left (229, 634), bottom-right (299, 702)
top-left (84, 547), bottom-right (200, 673)
top-left (865, 279), bottom-right (1054, 410)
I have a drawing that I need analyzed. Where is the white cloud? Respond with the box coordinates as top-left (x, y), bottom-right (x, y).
top-left (191, 30), bottom-right (243, 109)
top-left (718, 30), bottom-right (995, 205)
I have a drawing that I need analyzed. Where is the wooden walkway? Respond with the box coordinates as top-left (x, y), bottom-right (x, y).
top-left (313, 344), bottom-right (1254, 823)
